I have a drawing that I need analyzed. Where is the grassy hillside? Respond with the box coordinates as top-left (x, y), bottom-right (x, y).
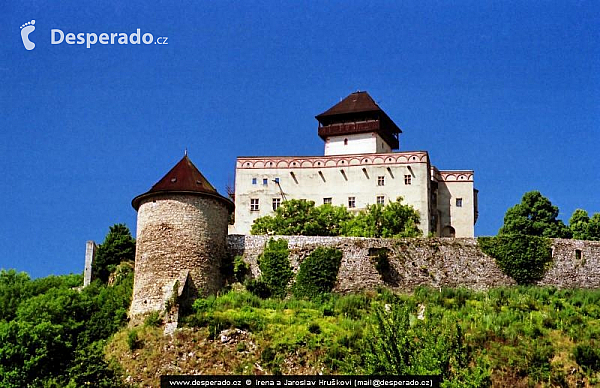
top-left (107, 286), bottom-right (600, 387)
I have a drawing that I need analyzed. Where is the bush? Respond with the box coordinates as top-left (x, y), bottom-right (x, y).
top-left (478, 235), bottom-right (552, 285)
top-left (143, 312), bottom-right (162, 328)
top-left (256, 239), bottom-right (293, 298)
top-left (126, 329), bottom-right (141, 351)
top-left (244, 279), bottom-right (272, 299)
top-left (364, 303), bottom-right (491, 386)
top-left (574, 342), bottom-right (600, 372)
top-left (233, 256), bottom-right (250, 283)
top-left (308, 322), bottom-right (321, 334)
top-left (293, 248), bottom-right (342, 299)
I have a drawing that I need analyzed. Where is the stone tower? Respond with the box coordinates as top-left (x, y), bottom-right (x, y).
top-left (129, 154), bottom-right (234, 320)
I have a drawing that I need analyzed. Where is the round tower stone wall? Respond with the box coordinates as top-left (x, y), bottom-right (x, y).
top-left (129, 193), bottom-right (230, 318)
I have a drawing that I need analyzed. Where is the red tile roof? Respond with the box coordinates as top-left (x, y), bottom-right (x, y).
top-left (132, 155), bottom-right (234, 211)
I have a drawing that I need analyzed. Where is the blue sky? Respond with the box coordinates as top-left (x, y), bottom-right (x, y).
top-left (1, 1), bottom-right (599, 278)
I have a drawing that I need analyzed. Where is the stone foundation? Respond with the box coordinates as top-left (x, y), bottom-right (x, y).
top-left (228, 235), bottom-right (600, 292)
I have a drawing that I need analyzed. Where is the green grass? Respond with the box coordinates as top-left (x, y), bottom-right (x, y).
top-left (180, 287), bottom-right (600, 386)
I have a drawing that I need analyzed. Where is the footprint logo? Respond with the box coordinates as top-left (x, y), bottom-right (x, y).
top-left (20, 20), bottom-right (36, 51)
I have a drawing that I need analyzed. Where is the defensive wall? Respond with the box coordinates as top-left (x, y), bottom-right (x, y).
top-left (227, 236), bottom-right (600, 291)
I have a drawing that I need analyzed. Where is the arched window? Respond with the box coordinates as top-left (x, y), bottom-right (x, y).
top-left (344, 138), bottom-right (348, 145)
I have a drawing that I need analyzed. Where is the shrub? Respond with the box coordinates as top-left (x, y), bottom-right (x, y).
top-left (256, 239), bottom-right (293, 298)
top-left (364, 303), bottom-right (491, 386)
top-left (308, 322), bottom-right (321, 334)
top-left (574, 342), bottom-right (600, 372)
top-left (293, 248), bottom-right (342, 299)
top-left (143, 311), bottom-right (162, 328)
top-left (244, 278), bottom-right (272, 299)
top-left (478, 235), bottom-right (552, 285)
top-left (126, 329), bottom-right (141, 351)
top-left (233, 256), bottom-right (250, 283)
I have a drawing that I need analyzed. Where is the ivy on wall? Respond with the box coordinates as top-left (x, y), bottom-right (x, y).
top-left (249, 238), bottom-right (293, 298)
top-left (293, 247), bottom-right (342, 299)
top-left (478, 235), bottom-right (553, 285)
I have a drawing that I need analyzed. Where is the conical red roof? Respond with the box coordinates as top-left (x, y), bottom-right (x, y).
top-left (132, 155), bottom-right (234, 211)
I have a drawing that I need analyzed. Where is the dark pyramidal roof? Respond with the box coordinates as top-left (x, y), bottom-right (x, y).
top-left (132, 154), bottom-right (234, 211)
top-left (316, 91), bottom-right (384, 118)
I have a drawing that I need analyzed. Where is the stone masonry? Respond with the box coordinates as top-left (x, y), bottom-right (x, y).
top-left (228, 235), bottom-right (600, 292)
top-left (130, 194), bottom-right (230, 319)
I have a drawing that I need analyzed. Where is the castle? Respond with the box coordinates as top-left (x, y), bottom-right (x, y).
top-left (110, 91), bottom-right (600, 324)
top-left (122, 91), bottom-right (480, 320)
top-left (229, 91), bottom-right (478, 237)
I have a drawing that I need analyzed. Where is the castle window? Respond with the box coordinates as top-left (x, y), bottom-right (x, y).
top-left (456, 198), bottom-right (463, 207)
top-left (274, 177), bottom-right (279, 183)
top-left (575, 249), bottom-right (582, 260)
top-left (323, 197), bottom-right (332, 205)
top-left (404, 175), bottom-right (412, 185)
top-left (344, 138), bottom-right (348, 145)
top-left (250, 198), bottom-right (259, 211)
top-left (272, 198), bottom-right (281, 211)
top-left (348, 197), bottom-right (356, 208)
top-left (377, 176), bottom-right (385, 186)
top-left (263, 178), bottom-right (268, 185)
top-left (377, 195), bottom-right (385, 205)
top-left (252, 178), bottom-right (257, 185)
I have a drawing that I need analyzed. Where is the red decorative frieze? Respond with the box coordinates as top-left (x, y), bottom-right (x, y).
top-left (237, 152), bottom-right (429, 169)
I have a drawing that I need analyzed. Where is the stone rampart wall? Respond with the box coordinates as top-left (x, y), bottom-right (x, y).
top-left (227, 235), bottom-right (600, 292)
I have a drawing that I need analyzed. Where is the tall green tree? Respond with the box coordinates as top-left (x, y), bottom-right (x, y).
top-left (251, 197), bottom-right (420, 238)
top-left (251, 199), bottom-right (352, 236)
top-left (498, 191), bottom-right (571, 238)
top-left (92, 224), bottom-right (136, 283)
top-left (588, 213), bottom-right (600, 241)
top-left (569, 209), bottom-right (600, 241)
top-left (0, 270), bottom-right (31, 322)
top-left (342, 197), bottom-right (421, 238)
top-left (570, 209), bottom-right (590, 240)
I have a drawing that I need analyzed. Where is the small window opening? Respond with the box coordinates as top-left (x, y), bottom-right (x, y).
top-left (348, 196), bottom-right (356, 208)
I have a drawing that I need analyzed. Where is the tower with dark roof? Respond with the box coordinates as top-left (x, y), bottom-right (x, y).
top-left (129, 154), bottom-right (234, 321)
top-left (316, 91), bottom-right (402, 155)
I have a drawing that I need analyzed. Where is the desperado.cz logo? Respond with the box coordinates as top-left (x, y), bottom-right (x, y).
top-left (20, 20), bottom-right (168, 50)
top-left (52, 28), bottom-right (168, 48)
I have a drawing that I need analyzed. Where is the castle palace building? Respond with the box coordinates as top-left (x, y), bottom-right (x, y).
top-left (230, 91), bottom-right (478, 237)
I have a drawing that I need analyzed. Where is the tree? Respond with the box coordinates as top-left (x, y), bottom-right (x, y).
top-left (342, 197), bottom-right (421, 238)
top-left (251, 199), bottom-right (352, 236)
top-left (569, 209), bottom-right (600, 241)
top-left (498, 191), bottom-right (571, 238)
top-left (588, 213), bottom-right (600, 241)
top-left (0, 270), bottom-right (31, 322)
top-left (570, 209), bottom-right (590, 240)
top-left (251, 197), bottom-right (420, 238)
top-left (92, 224), bottom-right (136, 283)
